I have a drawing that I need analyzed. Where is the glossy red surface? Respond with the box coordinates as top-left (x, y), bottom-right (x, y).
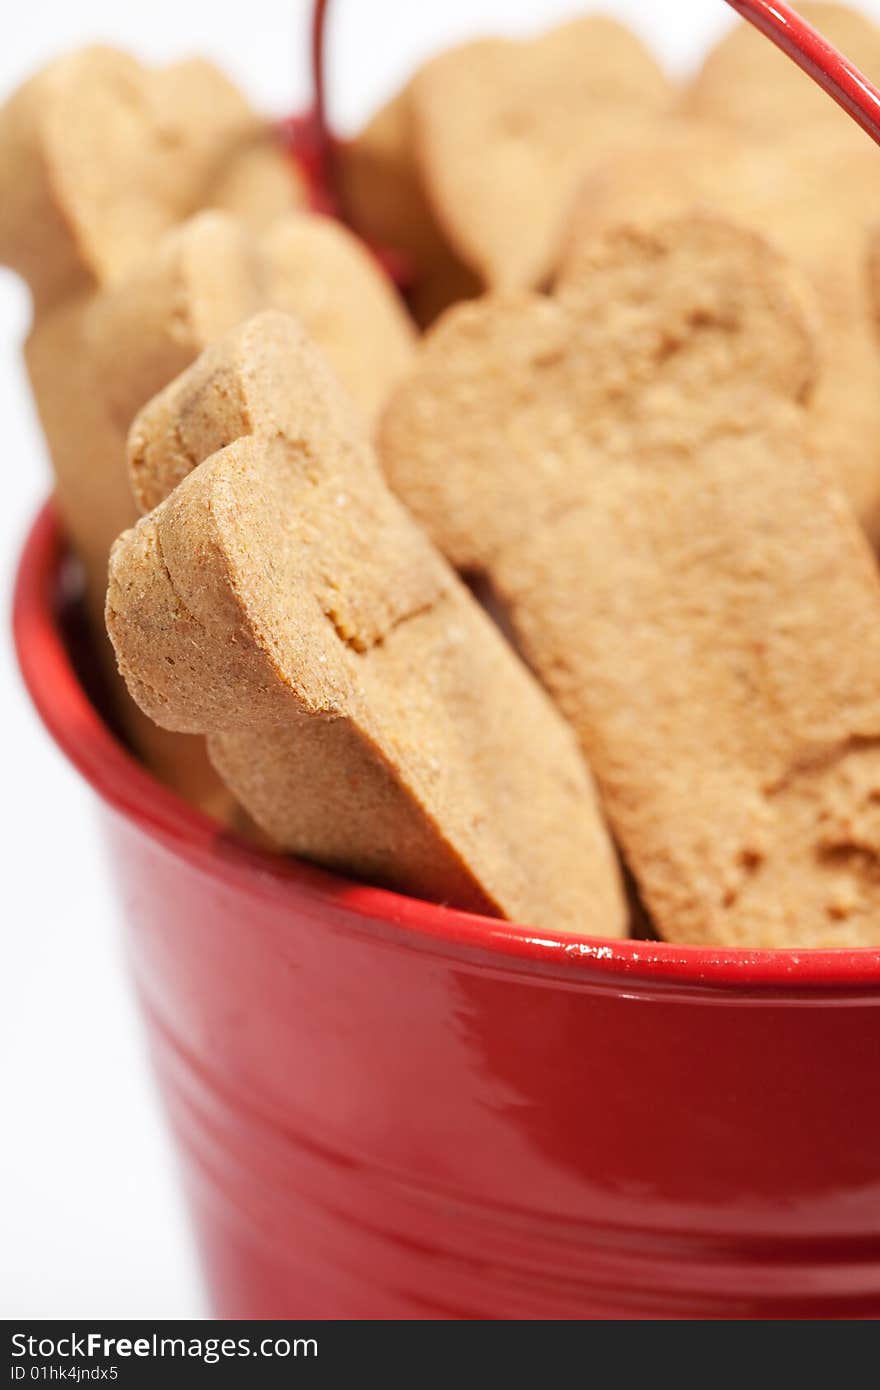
top-left (13, 502), bottom-right (880, 1319)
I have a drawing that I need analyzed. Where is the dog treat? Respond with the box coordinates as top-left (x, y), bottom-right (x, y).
top-left (380, 216), bottom-right (880, 948)
top-left (0, 45), bottom-right (309, 630)
top-left (28, 292), bottom-right (237, 811)
top-left (336, 84), bottom-right (481, 326)
top-left (60, 209), bottom-right (413, 604)
top-left (0, 33), bottom-right (412, 823)
top-left (0, 45), bottom-right (308, 811)
top-left (409, 16), bottom-right (672, 290)
top-left (106, 311), bottom-right (626, 932)
top-left (684, 3), bottom-right (880, 141)
top-left (89, 210), bottom-right (415, 435)
top-left (0, 46), bottom-right (304, 309)
top-left (562, 118), bottom-right (880, 544)
top-left (20, 200), bottom-right (413, 807)
top-left (338, 16), bottom-right (671, 311)
top-left (7, 23), bottom-right (880, 949)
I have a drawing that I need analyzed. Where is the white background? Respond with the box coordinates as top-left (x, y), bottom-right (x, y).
top-left (2, 0), bottom-right (875, 1321)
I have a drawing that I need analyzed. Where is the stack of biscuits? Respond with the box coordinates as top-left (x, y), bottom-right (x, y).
top-left (6, 4), bottom-right (880, 949)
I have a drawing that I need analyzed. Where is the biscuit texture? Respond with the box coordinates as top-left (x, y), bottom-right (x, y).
top-left (22, 206), bottom-right (413, 806)
top-left (108, 311), bottom-right (626, 933)
top-left (562, 118), bottom-right (880, 544)
top-left (88, 210), bottom-right (415, 435)
top-left (380, 217), bottom-right (880, 947)
top-left (410, 17), bottom-right (672, 290)
top-left (0, 47), bottom-right (304, 308)
top-left (684, 3), bottom-right (880, 140)
top-left (0, 46), bottom-right (306, 810)
top-left (60, 210), bottom-right (413, 592)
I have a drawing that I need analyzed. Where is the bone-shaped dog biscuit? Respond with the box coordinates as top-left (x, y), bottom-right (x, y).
top-left (338, 17), bottom-right (671, 313)
top-left (26, 211), bottom-right (413, 808)
top-left (0, 46), bottom-right (304, 308)
top-left (88, 210), bottom-right (415, 434)
top-left (32, 209), bottom-right (413, 619)
top-left (106, 311), bottom-right (626, 931)
top-left (409, 16), bottom-right (672, 291)
top-left (0, 47), bottom-right (403, 817)
top-left (0, 46), bottom-right (298, 811)
top-left (24, 277), bottom-right (244, 813)
top-left (562, 118), bottom-right (880, 544)
top-left (380, 217), bottom-right (880, 948)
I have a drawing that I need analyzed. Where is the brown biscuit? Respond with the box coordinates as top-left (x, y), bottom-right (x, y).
top-left (380, 216), bottom-right (880, 948)
top-left (259, 215), bottom-right (415, 420)
top-left (684, 3), bottom-right (880, 140)
top-left (25, 281), bottom-right (241, 815)
top-left (27, 210), bottom-right (413, 806)
top-left (88, 210), bottom-right (415, 435)
top-left (0, 46), bottom-right (304, 310)
top-left (562, 118), bottom-right (880, 545)
top-left (409, 17), bottom-right (672, 290)
top-left (336, 83), bottom-right (481, 326)
top-left (107, 311), bottom-right (626, 933)
top-left (81, 212), bottom-right (269, 443)
top-left (23, 213), bottom-right (266, 810)
top-left (0, 46), bottom-right (298, 815)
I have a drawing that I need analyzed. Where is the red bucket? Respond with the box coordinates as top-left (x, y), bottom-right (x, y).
top-left (13, 501), bottom-right (880, 1320)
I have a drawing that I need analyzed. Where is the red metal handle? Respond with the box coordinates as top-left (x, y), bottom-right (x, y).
top-left (285, 0), bottom-right (412, 281)
top-left (277, 0), bottom-right (334, 212)
top-left (723, 0), bottom-right (880, 145)
top-left (309, 0), bottom-right (332, 179)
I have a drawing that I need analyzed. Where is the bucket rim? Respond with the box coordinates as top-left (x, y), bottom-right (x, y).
top-left (14, 500), bottom-right (880, 995)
